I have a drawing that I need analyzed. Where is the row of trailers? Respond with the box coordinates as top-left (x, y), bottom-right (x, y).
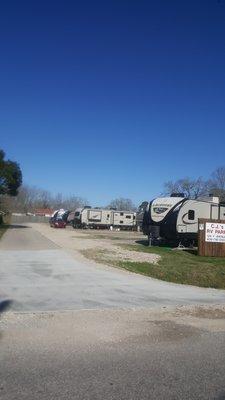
top-left (51, 194), bottom-right (225, 243)
top-left (72, 207), bottom-right (136, 230)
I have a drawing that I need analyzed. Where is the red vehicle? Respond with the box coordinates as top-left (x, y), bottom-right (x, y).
top-left (49, 209), bottom-right (69, 228)
top-left (50, 218), bottom-right (67, 228)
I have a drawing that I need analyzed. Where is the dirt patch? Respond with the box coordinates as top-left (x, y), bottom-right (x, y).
top-left (28, 223), bottom-right (159, 265)
top-left (98, 247), bottom-right (160, 264)
top-left (3, 306), bottom-right (223, 345)
top-left (176, 305), bottom-right (225, 319)
top-left (81, 246), bottom-right (160, 265)
top-left (122, 320), bottom-right (201, 345)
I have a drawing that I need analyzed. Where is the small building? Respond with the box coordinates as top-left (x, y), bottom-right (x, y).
top-left (34, 208), bottom-right (54, 217)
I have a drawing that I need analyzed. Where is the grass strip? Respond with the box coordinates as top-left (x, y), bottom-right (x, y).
top-left (117, 243), bottom-right (225, 289)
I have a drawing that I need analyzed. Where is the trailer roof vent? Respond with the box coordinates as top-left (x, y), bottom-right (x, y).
top-left (170, 193), bottom-right (185, 198)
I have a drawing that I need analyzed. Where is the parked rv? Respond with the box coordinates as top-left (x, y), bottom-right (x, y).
top-left (73, 207), bottom-right (136, 230)
top-left (136, 201), bottom-right (148, 231)
top-left (67, 211), bottom-right (75, 225)
top-left (142, 194), bottom-right (225, 246)
top-left (112, 210), bottom-right (136, 229)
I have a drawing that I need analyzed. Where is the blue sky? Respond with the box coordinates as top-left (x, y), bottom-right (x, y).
top-left (0, 0), bottom-right (225, 206)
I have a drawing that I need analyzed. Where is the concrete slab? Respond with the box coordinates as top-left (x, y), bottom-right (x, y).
top-left (0, 224), bottom-right (58, 250)
top-left (0, 248), bottom-right (225, 311)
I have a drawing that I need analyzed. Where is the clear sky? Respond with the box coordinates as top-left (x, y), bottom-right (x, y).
top-left (0, 0), bottom-right (225, 206)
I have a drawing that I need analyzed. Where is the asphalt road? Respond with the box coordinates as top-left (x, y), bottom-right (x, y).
top-left (1, 308), bottom-right (225, 400)
top-left (0, 224), bottom-right (225, 311)
top-left (1, 224), bottom-right (225, 400)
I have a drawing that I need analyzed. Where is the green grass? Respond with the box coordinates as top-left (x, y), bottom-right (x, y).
top-left (116, 243), bottom-right (225, 289)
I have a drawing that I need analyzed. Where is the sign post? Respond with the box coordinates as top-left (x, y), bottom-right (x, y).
top-left (198, 219), bottom-right (225, 257)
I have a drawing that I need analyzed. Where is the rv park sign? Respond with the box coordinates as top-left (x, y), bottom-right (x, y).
top-left (198, 219), bottom-right (225, 257)
top-left (205, 222), bottom-right (225, 243)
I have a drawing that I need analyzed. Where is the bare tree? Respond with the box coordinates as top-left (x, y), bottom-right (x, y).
top-left (164, 177), bottom-right (208, 199)
top-left (37, 189), bottom-right (52, 208)
top-left (58, 195), bottom-right (88, 210)
top-left (107, 197), bottom-right (136, 211)
top-left (211, 167), bottom-right (225, 190)
top-left (208, 166), bottom-right (225, 202)
top-left (9, 185), bottom-right (39, 213)
top-left (53, 193), bottom-right (63, 209)
top-left (8, 185), bottom-right (88, 213)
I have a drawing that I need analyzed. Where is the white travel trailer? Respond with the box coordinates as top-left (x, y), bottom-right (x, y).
top-left (142, 194), bottom-right (225, 245)
top-left (73, 208), bottom-right (112, 228)
top-left (73, 207), bottom-right (136, 230)
top-left (112, 210), bottom-right (136, 229)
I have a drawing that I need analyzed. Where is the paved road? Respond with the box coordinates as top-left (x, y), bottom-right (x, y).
top-left (1, 308), bottom-right (225, 400)
top-left (0, 225), bottom-right (225, 311)
top-left (1, 225), bottom-right (225, 400)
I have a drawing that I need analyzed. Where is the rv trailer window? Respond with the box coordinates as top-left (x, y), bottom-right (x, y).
top-left (188, 210), bottom-right (195, 220)
top-left (126, 215), bottom-right (131, 219)
top-left (153, 207), bottom-right (168, 214)
top-left (120, 212), bottom-right (124, 216)
top-left (120, 220), bottom-right (124, 224)
top-left (75, 212), bottom-right (80, 217)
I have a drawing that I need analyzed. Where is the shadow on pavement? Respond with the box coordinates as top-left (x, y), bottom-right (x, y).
top-left (135, 239), bottom-right (149, 246)
top-left (0, 300), bottom-right (13, 342)
top-left (135, 240), bottom-right (172, 248)
top-left (1, 224), bottom-right (31, 229)
top-left (0, 299), bottom-right (12, 314)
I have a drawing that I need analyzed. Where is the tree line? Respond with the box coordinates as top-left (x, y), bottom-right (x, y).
top-left (1, 148), bottom-right (225, 214)
top-left (0, 150), bottom-right (137, 213)
top-left (1, 185), bottom-right (88, 214)
top-left (1, 183), bottom-right (137, 213)
top-left (8, 165), bottom-right (224, 214)
top-left (164, 166), bottom-right (225, 201)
